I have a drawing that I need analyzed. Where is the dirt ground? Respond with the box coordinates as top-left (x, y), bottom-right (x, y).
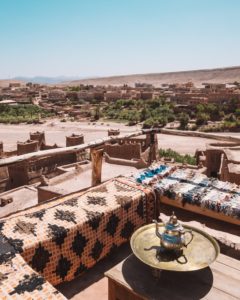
top-left (0, 119), bottom-right (217, 154)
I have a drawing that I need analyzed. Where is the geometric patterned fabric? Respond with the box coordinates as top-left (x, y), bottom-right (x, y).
top-left (0, 178), bottom-right (155, 288)
top-left (0, 252), bottom-right (66, 299)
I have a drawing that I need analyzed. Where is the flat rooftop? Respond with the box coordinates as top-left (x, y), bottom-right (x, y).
top-left (0, 185), bottom-right (37, 218)
top-left (42, 160), bottom-right (139, 195)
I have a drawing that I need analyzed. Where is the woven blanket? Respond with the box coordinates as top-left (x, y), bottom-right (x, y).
top-left (132, 164), bottom-right (240, 220)
top-left (0, 251), bottom-right (66, 299)
top-left (0, 178), bottom-right (154, 286)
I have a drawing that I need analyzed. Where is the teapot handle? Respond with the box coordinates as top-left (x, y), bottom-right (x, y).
top-left (183, 230), bottom-right (193, 247)
top-left (152, 219), bottom-right (163, 240)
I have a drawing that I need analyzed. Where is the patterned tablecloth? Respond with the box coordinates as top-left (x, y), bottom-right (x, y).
top-left (0, 178), bottom-right (154, 287)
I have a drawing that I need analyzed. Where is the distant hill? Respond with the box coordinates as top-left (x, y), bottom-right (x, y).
top-left (13, 76), bottom-right (83, 85)
top-left (61, 66), bottom-right (240, 87)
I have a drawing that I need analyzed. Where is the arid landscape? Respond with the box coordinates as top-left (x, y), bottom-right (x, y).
top-left (0, 67), bottom-right (240, 300)
top-left (1, 1), bottom-right (240, 300)
top-left (0, 119), bottom-right (218, 154)
top-left (62, 66), bottom-right (240, 87)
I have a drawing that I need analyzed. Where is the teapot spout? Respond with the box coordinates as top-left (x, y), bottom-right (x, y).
top-left (152, 219), bottom-right (162, 240)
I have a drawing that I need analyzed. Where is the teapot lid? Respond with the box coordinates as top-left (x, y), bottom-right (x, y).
top-left (165, 212), bottom-right (183, 231)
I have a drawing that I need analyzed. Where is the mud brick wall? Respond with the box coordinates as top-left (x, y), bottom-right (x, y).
top-left (30, 131), bottom-right (46, 149)
top-left (108, 129), bottom-right (120, 136)
top-left (38, 188), bottom-right (63, 203)
top-left (17, 140), bottom-right (39, 155)
top-left (7, 152), bottom-right (85, 189)
top-left (0, 141), bottom-right (3, 156)
top-left (75, 150), bottom-right (87, 161)
top-left (104, 143), bottom-right (141, 160)
top-left (8, 163), bottom-right (29, 188)
top-left (0, 178), bottom-right (155, 286)
top-left (0, 166), bottom-right (8, 180)
top-left (118, 137), bottom-right (146, 149)
top-left (228, 169), bottom-right (240, 185)
top-left (219, 154), bottom-right (230, 183)
top-left (29, 153), bottom-right (78, 172)
top-left (0, 166), bottom-right (8, 193)
top-left (205, 149), bottom-right (223, 177)
top-left (66, 134), bottom-right (84, 147)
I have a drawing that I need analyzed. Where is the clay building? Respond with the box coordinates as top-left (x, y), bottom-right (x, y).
top-left (77, 90), bottom-right (95, 101)
top-left (48, 89), bottom-right (66, 101)
top-left (195, 141), bottom-right (240, 184)
top-left (29, 131), bottom-right (46, 149)
top-left (1, 132), bottom-right (87, 190)
top-left (9, 82), bottom-right (21, 88)
top-left (104, 91), bottom-right (121, 102)
top-left (140, 91), bottom-right (153, 100)
top-left (7, 148), bottom-right (87, 189)
top-left (104, 133), bottom-right (158, 168)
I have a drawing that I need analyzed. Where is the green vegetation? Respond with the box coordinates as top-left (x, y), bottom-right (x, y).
top-left (0, 104), bottom-right (53, 124)
top-left (93, 104), bottom-right (101, 121)
top-left (102, 98), bottom-right (175, 128)
top-left (178, 112), bottom-right (189, 129)
top-left (102, 97), bottom-right (240, 131)
top-left (195, 100), bottom-right (240, 132)
top-left (159, 148), bottom-right (196, 165)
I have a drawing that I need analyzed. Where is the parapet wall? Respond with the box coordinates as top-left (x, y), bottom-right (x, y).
top-left (0, 142), bottom-right (3, 156)
top-left (108, 129), bottom-right (120, 136)
top-left (205, 149), bottom-right (223, 177)
top-left (17, 140), bottom-right (39, 155)
top-left (30, 131), bottom-right (46, 149)
top-left (104, 143), bottom-right (142, 160)
top-left (8, 162), bottom-right (29, 188)
top-left (161, 128), bottom-right (240, 143)
top-left (66, 134), bottom-right (84, 146)
top-left (118, 137), bottom-right (146, 150)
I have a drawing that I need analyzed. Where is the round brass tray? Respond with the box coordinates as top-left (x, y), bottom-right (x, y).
top-left (130, 223), bottom-right (220, 272)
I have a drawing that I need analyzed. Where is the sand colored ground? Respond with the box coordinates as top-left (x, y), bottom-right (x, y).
top-left (0, 119), bottom-right (222, 154)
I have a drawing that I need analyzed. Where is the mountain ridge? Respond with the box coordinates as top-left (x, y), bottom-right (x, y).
top-left (59, 66), bottom-right (240, 87)
top-left (13, 76), bottom-right (83, 84)
top-left (1, 66), bottom-right (240, 87)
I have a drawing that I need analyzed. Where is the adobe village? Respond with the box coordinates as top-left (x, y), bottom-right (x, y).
top-left (0, 67), bottom-right (239, 299)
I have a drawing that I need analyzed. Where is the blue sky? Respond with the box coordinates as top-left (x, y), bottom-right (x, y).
top-left (0, 0), bottom-right (240, 78)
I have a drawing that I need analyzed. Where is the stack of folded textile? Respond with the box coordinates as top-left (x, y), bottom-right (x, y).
top-left (134, 164), bottom-right (176, 185)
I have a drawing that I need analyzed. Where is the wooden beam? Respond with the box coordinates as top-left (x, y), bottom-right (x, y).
top-left (147, 132), bottom-right (158, 163)
top-left (0, 130), bottom-right (154, 167)
top-left (91, 148), bottom-right (104, 186)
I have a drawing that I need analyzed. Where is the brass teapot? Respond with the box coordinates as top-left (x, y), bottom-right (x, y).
top-left (153, 212), bottom-right (193, 251)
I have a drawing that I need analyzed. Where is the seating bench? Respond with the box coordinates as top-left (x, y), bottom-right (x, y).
top-left (0, 178), bottom-right (154, 287)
